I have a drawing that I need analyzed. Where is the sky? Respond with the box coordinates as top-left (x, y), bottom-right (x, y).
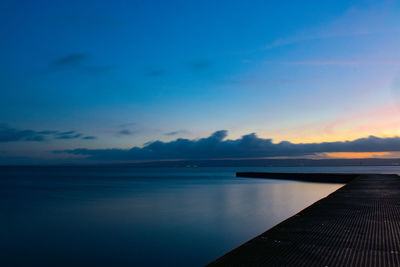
top-left (1, 0), bottom-right (400, 164)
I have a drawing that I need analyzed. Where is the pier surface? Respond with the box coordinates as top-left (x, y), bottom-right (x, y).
top-left (208, 173), bottom-right (400, 266)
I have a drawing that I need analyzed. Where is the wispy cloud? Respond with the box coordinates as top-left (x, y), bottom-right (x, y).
top-left (118, 129), bottom-right (135, 135)
top-left (277, 60), bottom-right (400, 66)
top-left (55, 131), bottom-right (82, 139)
top-left (50, 53), bottom-right (114, 73)
top-left (164, 130), bottom-right (190, 136)
top-left (37, 130), bottom-right (58, 135)
top-left (0, 125), bottom-right (96, 142)
top-left (0, 128), bottom-right (45, 142)
top-left (52, 53), bottom-right (86, 66)
top-left (264, 3), bottom-right (400, 50)
top-left (58, 131), bottom-right (75, 135)
top-left (82, 136), bottom-right (97, 140)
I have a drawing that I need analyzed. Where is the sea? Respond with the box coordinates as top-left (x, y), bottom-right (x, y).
top-left (1, 166), bottom-right (399, 266)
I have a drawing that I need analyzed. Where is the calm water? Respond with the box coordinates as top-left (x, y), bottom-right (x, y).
top-left (1, 166), bottom-right (399, 266)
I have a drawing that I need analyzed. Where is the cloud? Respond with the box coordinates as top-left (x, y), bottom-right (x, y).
top-left (264, 3), bottom-right (400, 50)
top-left (164, 130), bottom-right (190, 136)
top-left (54, 130), bottom-right (400, 161)
top-left (52, 53), bottom-right (86, 66)
top-left (37, 130), bottom-right (59, 135)
top-left (82, 136), bottom-right (97, 140)
top-left (276, 60), bottom-right (400, 66)
top-left (50, 53), bottom-right (114, 73)
top-left (165, 131), bottom-right (179, 136)
top-left (187, 60), bottom-right (212, 70)
top-left (56, 133), bottom-right (82, 140)
top-left (56, 131), bottom-right (83, 140)
top-left (118, 129), bottom-right (134, 135)
top-left (0, 125), bottom-right (49, 142)
top-left (59, 131), bottom-right (75, 135)
top-left (0, 125), bottom-right (96, 142)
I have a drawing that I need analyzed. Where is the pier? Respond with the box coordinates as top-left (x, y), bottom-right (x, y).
top-left (208, 173), bottom-right (400, 266)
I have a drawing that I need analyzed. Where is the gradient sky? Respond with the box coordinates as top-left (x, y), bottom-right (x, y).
top-left (2, 0), bottom-right (400, 163)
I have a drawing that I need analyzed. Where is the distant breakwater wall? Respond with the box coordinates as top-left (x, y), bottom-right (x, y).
top-left (236, 172), bottom-right (359, 183)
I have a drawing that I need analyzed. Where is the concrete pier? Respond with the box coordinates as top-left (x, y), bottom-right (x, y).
top-left (208, 173), bottom-right (400, 266)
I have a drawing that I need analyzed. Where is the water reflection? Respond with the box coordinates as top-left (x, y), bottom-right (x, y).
top-left (0, 167), bottom-right (343, 266)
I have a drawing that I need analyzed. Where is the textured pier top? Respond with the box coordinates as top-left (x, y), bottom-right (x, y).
top-left (208, 174), bottom-right (400, 266)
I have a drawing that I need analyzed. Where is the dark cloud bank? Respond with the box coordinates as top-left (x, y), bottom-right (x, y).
top-left (56, 130), bottom-right (400, 161)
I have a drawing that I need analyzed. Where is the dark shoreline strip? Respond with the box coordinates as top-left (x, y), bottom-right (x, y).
top-left (236, 172), bottom-right (359, 183)
top-left (208, 173), bottom-right (400, 266)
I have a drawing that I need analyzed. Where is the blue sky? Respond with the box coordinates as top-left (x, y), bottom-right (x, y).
top-left (1, 0), bottom-right (400, 163)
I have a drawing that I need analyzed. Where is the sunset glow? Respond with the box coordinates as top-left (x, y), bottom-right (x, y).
top-left (323, 152), bottom-right (393, 159)
top-left (1, 1), bottom-right (400, 164)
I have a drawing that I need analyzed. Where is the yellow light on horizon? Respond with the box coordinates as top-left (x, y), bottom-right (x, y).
top-left (323, 152), bottom-right (392, 159)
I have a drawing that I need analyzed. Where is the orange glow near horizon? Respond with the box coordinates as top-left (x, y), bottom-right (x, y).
top-left (254, 103), bottom-right (400, 144)
top-left (323, 152), bottom-right (392, 159)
